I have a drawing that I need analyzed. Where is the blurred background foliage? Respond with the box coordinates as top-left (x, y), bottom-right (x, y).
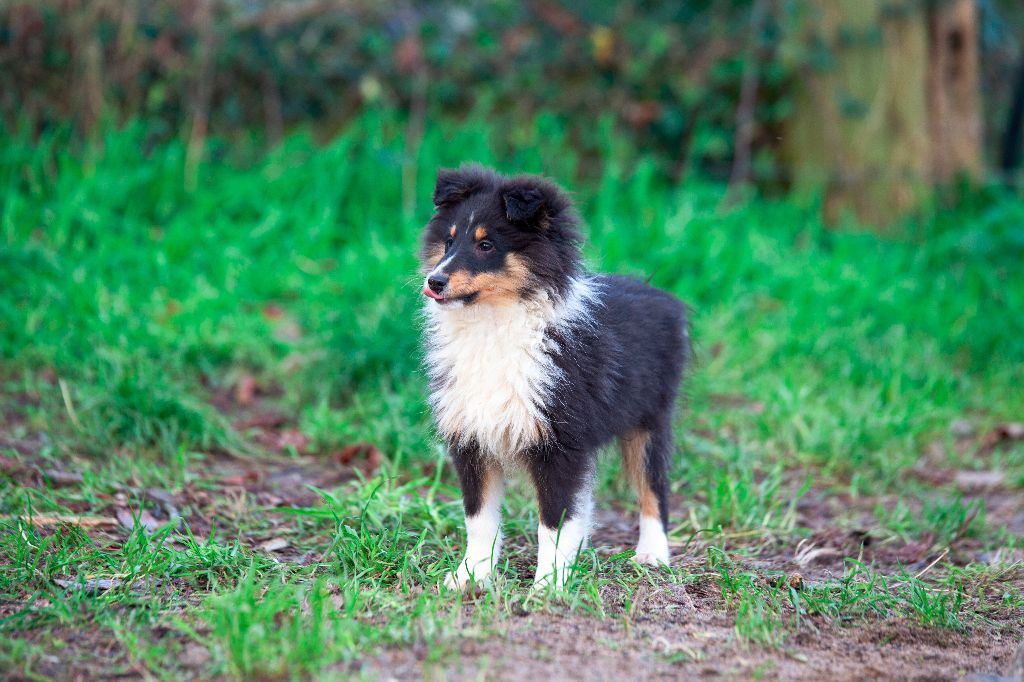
top-left (1, 0), bottom-right (1022, 195)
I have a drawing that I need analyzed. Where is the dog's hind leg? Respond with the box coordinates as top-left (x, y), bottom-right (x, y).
top-left (445, 441), bottom-right (505, 590)
top-left (621, 425), bottom-right (672, 566)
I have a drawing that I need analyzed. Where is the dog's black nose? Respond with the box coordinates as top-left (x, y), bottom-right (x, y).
top-left (427, 273), bottom-right (448, 293)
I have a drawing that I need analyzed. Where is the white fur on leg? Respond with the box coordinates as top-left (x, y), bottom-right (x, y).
top-left (445, 479), bottom-right (504, 590)
top-left (533, 492), bottom-right (593, 589)
top-left (634, 515), bottom-right (670, 566)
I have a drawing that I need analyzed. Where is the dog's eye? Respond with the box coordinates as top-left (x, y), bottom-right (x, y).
top-left (477, 240), bottom-right (494, 252)
top-left (444, 237), bottom-right (454, 252)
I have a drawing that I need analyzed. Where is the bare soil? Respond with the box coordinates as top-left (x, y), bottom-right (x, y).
top-left (364, 605), bottom-right (1021, 681)
top-left (3, 415), bottom-right (1023, 681)
top-left (356, 505), bottom-right (1024, 682)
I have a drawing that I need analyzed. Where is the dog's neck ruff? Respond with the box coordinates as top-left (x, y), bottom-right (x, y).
top-left (425, 278), bottom-right (599, 460)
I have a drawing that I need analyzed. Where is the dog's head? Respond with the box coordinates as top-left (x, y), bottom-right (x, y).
top-left (420, 165), bottom-right (582, 307)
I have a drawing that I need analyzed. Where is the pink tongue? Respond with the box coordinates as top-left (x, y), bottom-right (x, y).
top-left (422, 286), bottom-right (444, 301)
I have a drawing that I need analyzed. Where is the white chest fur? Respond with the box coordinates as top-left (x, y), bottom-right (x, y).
top-left (424, 279), bottom-right (597, 460)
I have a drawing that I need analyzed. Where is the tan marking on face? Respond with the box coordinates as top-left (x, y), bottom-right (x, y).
top-left (443, 253), bottom-right (531, 306)
top-left (449, 225), bottom-right (457, 238)
top-left (474, 226), bottom-right (488, 241)
top-left (421, 243), bottom-right (445, 273)
top-left (621, 429), bottom-right (659, 518)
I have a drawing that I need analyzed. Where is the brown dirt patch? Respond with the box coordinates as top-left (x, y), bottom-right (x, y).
top-left (362, 585), bottom-right (1021, 681)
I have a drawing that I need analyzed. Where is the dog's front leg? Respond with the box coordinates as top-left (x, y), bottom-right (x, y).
top-left (528, 446), bottom-right (594, 589)
top-left (445, 440), bottom-right (504, 590)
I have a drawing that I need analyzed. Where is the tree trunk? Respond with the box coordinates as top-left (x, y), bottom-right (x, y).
top-left (999, 56), bottom-right (1024, 177)
top-left (784, 0), bottom-right (982, 226)
top-left (927, 0), bottom-right (982, 183)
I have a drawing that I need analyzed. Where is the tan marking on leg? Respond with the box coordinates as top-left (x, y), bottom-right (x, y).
top-left (449, 225), bottom-right (457, 238)
top-left (474, 226), bottom-right (488, 241)
top-left (621, 429), bottom-right (658, 518)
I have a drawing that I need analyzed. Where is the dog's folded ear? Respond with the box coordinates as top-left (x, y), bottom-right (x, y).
top-left (434, 168), bottom-right (483, 208)
top-left (503, 186), bottom-right (546, 225)
top-left (502, 177), bottom-right (567, 230)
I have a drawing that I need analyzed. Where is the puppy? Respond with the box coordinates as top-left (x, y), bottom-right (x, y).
top-left (420, 165), bottom-right (690, 589)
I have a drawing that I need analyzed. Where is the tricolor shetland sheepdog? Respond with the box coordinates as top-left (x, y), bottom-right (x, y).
top-left (420, 165), bottom-right (690, 589)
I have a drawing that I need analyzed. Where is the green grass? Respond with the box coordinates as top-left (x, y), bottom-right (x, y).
top-left (1, 112), bottom-right (1023, 678)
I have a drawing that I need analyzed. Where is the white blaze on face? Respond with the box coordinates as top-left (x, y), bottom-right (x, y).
top-left (425, 252), bottom-right (457, 290)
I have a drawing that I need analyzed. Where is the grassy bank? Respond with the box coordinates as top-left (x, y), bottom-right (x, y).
top-left (1, 114), bottom-right (1022, 678)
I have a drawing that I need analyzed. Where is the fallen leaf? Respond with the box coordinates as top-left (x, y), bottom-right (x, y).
top-left (896, 534), bottom-right (936, 563)
top-left (979, 423), bottom-right (1024, 454)
top-left (953, 470), bottom-right (1005, 490)
top-left (950, 419), bottom-right (975, 437)
top-left (43, 469), bottom-right (84, 486)
top-left (259, 538), bottom-right (289, 552)
top-left (262, 303), bottom-right (284, 321)
top-left (255, 492), bottom-right (284, 507)
top-left (980, 547), bottom-right (1024, 566)
top-left (220, 469), bottom-right (262, 486)
top-left (275, 429), bottom-right (309, 453)
top-left (0, 455), bottom-right (28, 475)
top-left (235, 373), bottom-right (257, 406)
top-left (54, 577), bottom-right (121, 592)
top-left (1002, 423), bottom-right (1024, 439)
top-left (8, 515), bottom-right (118, 528)
top-left (146, 487), bottom-right (180, 519)
top-left (180, 643), bottom-right (211, 669)
top-left (116, 507), bottom-right (162, 534)
top-left (337, 443), bottom-right (382, 476)
top-left (794, 545), bottom-right (840, 567)
top-left (911, 463), bottom-right (954, 486)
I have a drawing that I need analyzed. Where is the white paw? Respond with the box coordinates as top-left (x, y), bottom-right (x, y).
top-left (532, 565), bottom-right (578, 591)
top-left (443, 571), bottom-right (467, 591)
top-left (635, 517), bottom-right (670, 567)
top-left (444, 564), bottom-right (490, 591)
top-left (633, 550), bottom-right (671, 567)
top-left (531, 572), bottom-right (562, 591)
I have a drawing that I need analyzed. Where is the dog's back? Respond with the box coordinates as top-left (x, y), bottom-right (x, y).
top-left (546, 273), bottom-right (689, 452)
